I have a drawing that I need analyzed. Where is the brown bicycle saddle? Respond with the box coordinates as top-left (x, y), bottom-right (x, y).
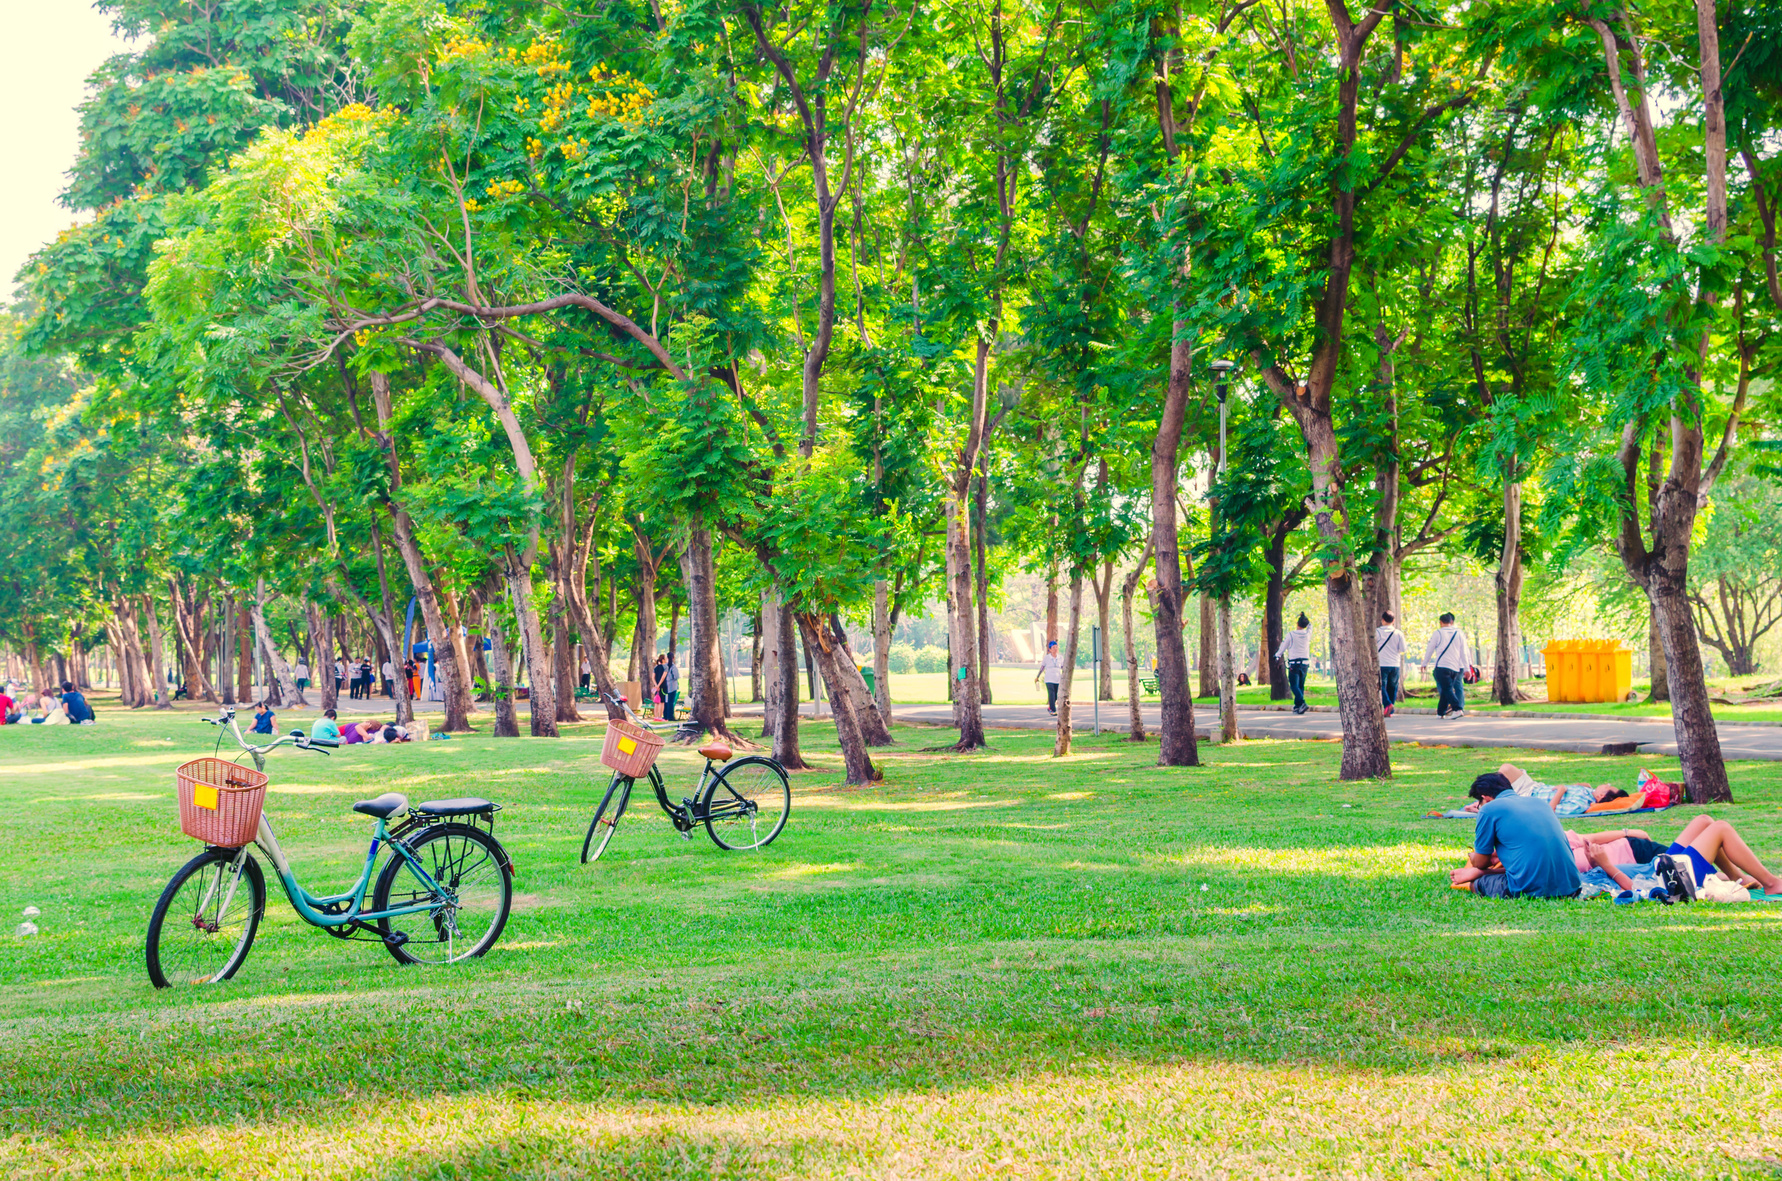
top-left (697, 742), bottom-right (733, 762)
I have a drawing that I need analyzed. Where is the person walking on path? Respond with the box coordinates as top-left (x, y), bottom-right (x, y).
top-left (293, 661), bottom-right (310, 693)
top-left (1423, 612), bottom-right (1472, 718)
top-left (579, 656), bottom-right (592, 692)
top-left (334, 659), bottom-right (346, 695)
top-left (381, 658), bottom-right (395, 699)
top-left (1376, 611), bottom-right (1406, 717)
top-left (651, 654), bottom-right (667, 717)
top-left (1275, 614), bottom-right (1313, 714)
top-left (661, 656), bottom-right (680, 721)
top-left (1036, 640), bottom-right (1063, 716)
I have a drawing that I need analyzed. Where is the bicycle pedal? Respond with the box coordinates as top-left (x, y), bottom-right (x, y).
top-left (383, 930), bottom-right (410, 948)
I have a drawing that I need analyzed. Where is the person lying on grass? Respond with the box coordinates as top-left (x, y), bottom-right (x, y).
top-left (1456, 762), bottom-right (1629, 816)
top-left (1447, 772), bottom-right (1582, 898)
top-left (1658, 815), bottom-right (1782, 895)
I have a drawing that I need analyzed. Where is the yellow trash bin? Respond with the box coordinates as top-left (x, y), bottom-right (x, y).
top-left (1579, 642), bottom-right (1603, 702)
top-left (1603, 641), bottom-right (1633, 702)
top-left (1542, 641), bottom-right (1581, 702)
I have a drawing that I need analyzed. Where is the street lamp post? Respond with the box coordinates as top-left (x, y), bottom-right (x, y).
top-left (1210, 358), bottom-right (1239, 745)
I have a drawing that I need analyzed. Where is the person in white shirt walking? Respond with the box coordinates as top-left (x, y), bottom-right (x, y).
top-left (292, 661), bottom-right (310, 692)
top-left (1375, 611), bottom-right (1406, 717)
top-left (1275, 613), bottom-right (1314, 714)
top-left (1423, 612), bottom-right (1472, 718)
top-left (1035, 640), bottom-right (1063, 716)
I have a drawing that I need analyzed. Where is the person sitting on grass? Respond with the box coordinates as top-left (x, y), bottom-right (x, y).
top-left (59, 681), bottom-right (94, 725)
top-left (23, 694), bottom-right (69, 725)
top-left (1458, 762), bottom-right (1629, 816)
top-left (250, 702), bottom-right (276, 735)
top-left (310, 709), bottom-right (341, 744)
top-left (1447, 772), bottom-right (1581, 898)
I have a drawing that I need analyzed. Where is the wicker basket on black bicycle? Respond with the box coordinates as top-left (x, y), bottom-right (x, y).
top-left (600, 719), bottom-right (665, 778)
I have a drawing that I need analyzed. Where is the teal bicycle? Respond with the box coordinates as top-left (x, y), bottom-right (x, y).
top-left (145, 708), bottom-right (514, 988)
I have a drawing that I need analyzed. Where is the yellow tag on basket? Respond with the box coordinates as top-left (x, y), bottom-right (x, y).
top-left (193, 784), bottom-right (219, 810)
top-left (617, 737), bottom-right (638, 756)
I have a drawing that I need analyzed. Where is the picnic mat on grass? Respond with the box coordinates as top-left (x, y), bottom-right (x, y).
top-left (1421, 803), bottom-right (1682, 820)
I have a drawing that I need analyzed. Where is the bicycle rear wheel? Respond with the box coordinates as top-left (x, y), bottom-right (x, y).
top-left (582, 774), bottom-right (634, 863)
top-left (146, 848), bottom-right (265, 988)
top-left (373, 824), bottom-right (512, 965)
top-left (702, 756), bottom-right (790, 851)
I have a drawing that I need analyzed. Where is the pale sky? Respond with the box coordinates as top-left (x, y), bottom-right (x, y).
top-left (0, 1), bottom-right (132, 303)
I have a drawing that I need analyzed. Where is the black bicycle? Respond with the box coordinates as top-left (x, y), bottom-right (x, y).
top-left (581, 694), bottom-right (790, 862)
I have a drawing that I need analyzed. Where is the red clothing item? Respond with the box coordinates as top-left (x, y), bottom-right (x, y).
top-left (1568, 831), bottom-right (1634, 872)
top-left (0, 694), bottom-right (12, 721)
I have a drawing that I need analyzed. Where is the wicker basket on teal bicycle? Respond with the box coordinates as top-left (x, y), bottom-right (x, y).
top-left (176, 757), bottom-right (269, 847)
top-left (600, 719), bottom-right (665, 778)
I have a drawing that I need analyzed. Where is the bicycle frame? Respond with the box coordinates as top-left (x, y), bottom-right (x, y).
top-left (250, 810), bottom-right (448, 928)
top-left (203, 708), bottom-right (450, 928)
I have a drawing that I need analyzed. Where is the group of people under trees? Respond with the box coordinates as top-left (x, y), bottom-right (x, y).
top-left (0, 681), bottom-right (94, 726)
top-left (336, 656), bottom-right (414, 701)
top-left (1275, 609), bottom-right (1475, 719)
top-left (1451, 763), bottom-right (1781, 903)
top-left (242, 701), bottom-right (422, 745)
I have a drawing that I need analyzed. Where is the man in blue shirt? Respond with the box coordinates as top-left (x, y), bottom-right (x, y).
top-left (59, 681), bottom-right (94, 725)
top-left (1463, 772), bottom-right (1581, 898)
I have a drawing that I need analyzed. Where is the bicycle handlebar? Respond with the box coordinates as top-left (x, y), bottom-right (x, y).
top-left (203, 710), bottom-right (331, 756)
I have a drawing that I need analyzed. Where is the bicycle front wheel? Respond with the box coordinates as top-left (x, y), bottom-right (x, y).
top-left (373, 824), bottom-right (512, 966)
top-left (581, 774), bottom-right (633, 864)
top-left (702, 756), bottom-right (791, 851)
top-left (146, 848), bottom-right (265, 989)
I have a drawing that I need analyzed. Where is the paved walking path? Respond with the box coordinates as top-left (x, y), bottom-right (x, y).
top-left (737, 700), bottom-right (1782, 761)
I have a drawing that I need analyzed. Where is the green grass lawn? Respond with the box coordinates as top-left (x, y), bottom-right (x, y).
top-left (5, 700), bottom-right (1782, 1177)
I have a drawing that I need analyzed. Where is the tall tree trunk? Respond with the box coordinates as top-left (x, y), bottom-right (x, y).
top-left (504, 551), bottom-right (557, 738)
top-left (871, 582), bottom-right (892, 724)
top-left (1290, 412), bottom-right (1392, 779)
top-left (974, 471), bottom-right (994, 705)
top-left (1121, 538), bottom-right (1153, 741)
top-left (252, 580), bottom-right (305, 709)
top-left (751, 611), bottom-right (765, 704)
top-left (1492, 475), bottom-right (1528, 705)
top-left (236, 603), bottom-right (253, 704)
top-left (171, 578), bottom-right (216, 701)
top-left (945, 492), bottom-right (986, 749)
top-left (764, 586), bottom-right (808, 768)
top-left (309, 604), bottom-right (338, 713)
top-left (551, 600), bottom-right (581, 724)
top-left (827, 614), bottom-right (892, 746)
top-left (1095, 560), bottom-right (1115, 700)
top-left (140, 594), bottom-right (173, 709)
top-left (1151, 321), bottom-right (1201, 768)
top-left (218, 593), bottom-right (238, 706)
top-left (794, 612), bottom-right (879, 786)
top-left (1045, 562), bottom-right (1059, 645)
top-left (1197, 595), bottom-right (1216, 697)
top-left (1647, 606), bottom-right (1670, 702)
top-left (363, 521), bottom-right (413, 725)
top-left (481, 603), bottom-right (520, 737)
top-left (1054, 568), bottom-right (1085, 757)
top-left (1217, 594), bottom-right (1239, 742)
top-left (760, 592), bottom-right (779, 739)
top-left (367, 374), bottom-right (472, 732)
top-left (682, 520), bottom-right (746, 743)
top-left (1589, 0), bottom-right (1732, 800)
